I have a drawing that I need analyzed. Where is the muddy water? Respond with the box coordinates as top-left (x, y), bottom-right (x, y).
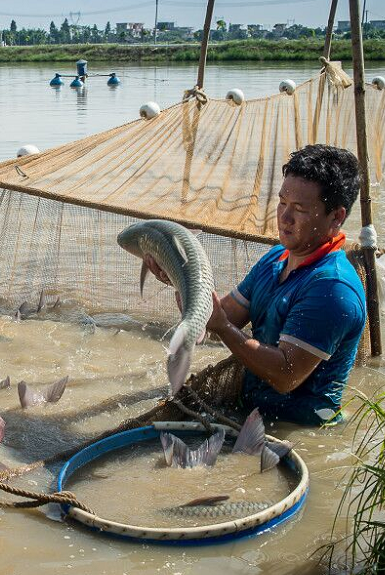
top-left (0, 60), bottom-right (384, 574)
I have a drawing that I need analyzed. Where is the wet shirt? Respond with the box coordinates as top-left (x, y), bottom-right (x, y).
top-left (231, 245), bottom-right (366, 425)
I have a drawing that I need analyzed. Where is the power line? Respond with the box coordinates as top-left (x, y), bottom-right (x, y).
top-left (0, 0), bottom-right (316, 19)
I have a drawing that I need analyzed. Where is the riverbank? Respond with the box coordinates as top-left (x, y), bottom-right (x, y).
top-left (0, 38), bottom-right (384, 62)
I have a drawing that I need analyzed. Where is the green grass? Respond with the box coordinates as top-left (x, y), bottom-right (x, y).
top-left (0, 39), bottom-right (384, 63)
top-left (321, 391), bottom-right (385, 574)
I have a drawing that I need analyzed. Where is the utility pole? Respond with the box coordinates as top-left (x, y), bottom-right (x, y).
top-left (153, 0), bottom-right (159, 44)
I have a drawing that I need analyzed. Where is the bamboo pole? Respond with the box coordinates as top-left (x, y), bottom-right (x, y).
top-left (323, 0), bottom-right (338, 59)
top-left (196, 0), bottom-right (215, 89)
top-left (349, 0), bottom-right (382, 355)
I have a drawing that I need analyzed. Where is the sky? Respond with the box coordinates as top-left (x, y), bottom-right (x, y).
top-left (0, 0), bottom-right (384, 31)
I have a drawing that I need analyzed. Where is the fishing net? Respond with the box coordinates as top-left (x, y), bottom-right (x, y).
top-left (0, 70), bottom-right (382, 356)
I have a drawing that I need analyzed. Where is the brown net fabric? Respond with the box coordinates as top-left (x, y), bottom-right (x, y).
top-left (0, 72), bottom-right (381, 354)
top-left (0, 73), bottom-right (383, 241)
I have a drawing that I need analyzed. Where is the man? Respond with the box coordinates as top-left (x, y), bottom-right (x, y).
top-left (147, 145), bottom-right (366, 425)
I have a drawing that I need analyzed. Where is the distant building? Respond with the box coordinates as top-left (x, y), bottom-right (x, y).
top-left (337, 20), bottom-right (351, 32)
top-left (370, 20), bottom-right (385, 30)
top-left (128, 22), bottom-right (144, 37)
top-left (174, 26), bottom-right (194, 39)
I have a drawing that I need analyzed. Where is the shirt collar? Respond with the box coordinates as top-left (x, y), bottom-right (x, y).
top-left (277, 232), bottom-right (346, 269)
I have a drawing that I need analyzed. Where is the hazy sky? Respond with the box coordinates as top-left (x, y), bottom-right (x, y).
top-left (0, 0), bottom-right (384, 31)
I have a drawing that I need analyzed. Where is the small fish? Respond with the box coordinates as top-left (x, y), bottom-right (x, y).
top-left (18, 376), bottom-right (69, 409)
top-left (162, 495), bottom-right (271, 519)
top-left (160, 428), bottom-right (225, 468)
top-left (117, 219), bottom-right (215, 395)
top-left (160, 408), bottom-right (292, 473)
top-left (0, 376), bottom-right (10, 389)
top-left (0, 416), bottom-right (5, 442)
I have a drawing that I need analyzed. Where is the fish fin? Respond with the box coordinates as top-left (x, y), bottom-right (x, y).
top-left (167, 324), bottom-right (192, 395)
top-left (0, 416), bottom-right (5, 442)
top-left (37, 289), bottom-right (46, 313)
top-left (265, 440), bottom-right (293, 459)
top-left (181, 495), bottom-right (229, 507)
top-left (42, 376), bottom-right (68, 403)
top-left (202, 428), bottom-right (226, 466)
top-left (0, 376), bottom-right (10, 389)
top-left (160, 431), bottom-right (175, 466)
top-left (18, 381), bottom-right (43, 408)
top-left (232, 408), bottom-right (265, 455)
top-left (161, 432), bottom-right (190, 468)
top-left (196, 328), bottom-right (206, 345)
top-left (52, 296), bottom-right (61, 309)
top-left (172, 236), bottom-right (188, 265)
top-left (140, 261), bottom-right (150, 297)
top-left (261, 445), bottom-right (280, 472)
top-left (15, 302), bottom-right (29, 319)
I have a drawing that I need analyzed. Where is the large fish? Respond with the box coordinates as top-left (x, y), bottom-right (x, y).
top-left (117, 219), bottom-right (215, 395)
top-left (162, 496), bottom-right (270, 519)
top-left (160, 408), bottom-right (292, 473)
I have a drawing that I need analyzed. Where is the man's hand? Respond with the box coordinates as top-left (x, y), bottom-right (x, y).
top-left (206, 292), bottom-right (230, 333)
top-left (143, 254), bottom-right (172, 286)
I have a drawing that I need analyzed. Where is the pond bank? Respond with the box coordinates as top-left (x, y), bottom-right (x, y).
top-left (0, 38), bottom-right (384, 63)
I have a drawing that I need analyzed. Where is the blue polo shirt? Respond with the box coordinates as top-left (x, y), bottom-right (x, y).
top-left (231, 244), bottom-right (366, 425)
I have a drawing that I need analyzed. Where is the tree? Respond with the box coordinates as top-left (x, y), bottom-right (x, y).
top-left (60, 18), bottom-right (71, 43)
top-left (10, 20), bottom-right (17, 33)
top-left (216, 19), bottom-right (227, 32)
top-left (49, 21), bottom-right (59, 44)
top-left (104, 21), bottom-right (111, 40)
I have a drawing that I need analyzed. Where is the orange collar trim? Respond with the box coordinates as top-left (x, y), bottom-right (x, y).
top-left (277, 232), bottom-right (346, 269)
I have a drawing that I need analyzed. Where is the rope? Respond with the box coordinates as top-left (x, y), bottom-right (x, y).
top-left (0, 483), bottom-right (95, 514)
top-left (182, 85), bottom-right (208, 104)
top-left (319, 57), bottom-right (353, 89)
top-left (359, 224), bottom-right (378, 249)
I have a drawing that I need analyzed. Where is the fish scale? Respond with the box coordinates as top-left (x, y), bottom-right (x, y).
top-left (117, 219), bottom-right (215, 394)
top-left (163, 500), bottom-right (271, 519)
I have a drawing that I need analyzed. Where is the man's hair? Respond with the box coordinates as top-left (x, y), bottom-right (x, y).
top-left (282, 144), bottom-right (361, 217)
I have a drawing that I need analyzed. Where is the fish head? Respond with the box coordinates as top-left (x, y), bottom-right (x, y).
top-left (117, 224), bottom-right (144, 258)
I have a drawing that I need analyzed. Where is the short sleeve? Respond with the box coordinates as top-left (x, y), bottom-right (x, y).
top-left (280, 279), bottom-right (366, 358)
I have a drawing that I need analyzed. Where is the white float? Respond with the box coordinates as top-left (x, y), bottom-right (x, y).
top-left (226, 88), bottom-right (245, 105)
top-left (140, 102), bottom-right (161, 120)
top-left (372, 76), bottom-right (385, 90)
top-left (16, 145), bottom-right (40, 158)
top-left (279, 79), bottom-right (297, 95)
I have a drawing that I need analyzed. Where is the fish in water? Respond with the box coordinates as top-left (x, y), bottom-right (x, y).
top-left (0, 416), bottom-right (5, 442)
top-left (0, 376), bottom-right (10, 390)
top-left (162, 495), bottom-right (271, 519)
top-left (117, 219), bottom-right (215, 395)
top-left (160, 408), bottom-right (292, 473)
top-left (18, 376), bottom-right (69, 409)
top-left (160, 428), bottom-right (225, 468)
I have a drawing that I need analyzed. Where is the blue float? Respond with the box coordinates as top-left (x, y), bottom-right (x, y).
top-left (57, 421), bottom-right (309, 545)
top-left (50, 73), bottom-right (64, 87)
top-left (70, 76), bottom-right (84, 88)
top-left (107, 72), bottom-right (121, 86)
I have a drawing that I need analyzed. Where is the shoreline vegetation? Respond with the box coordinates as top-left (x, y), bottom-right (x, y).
top-left (0, 39), bottom-right (384, 63)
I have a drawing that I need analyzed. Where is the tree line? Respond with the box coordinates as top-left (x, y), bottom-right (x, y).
top-left (1, 18), bottom-right (384, 47)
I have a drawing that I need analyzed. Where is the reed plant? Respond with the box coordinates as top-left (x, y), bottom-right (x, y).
top-left (323, 390), bottom-right (385, 574)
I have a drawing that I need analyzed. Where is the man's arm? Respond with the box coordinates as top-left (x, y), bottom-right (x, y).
top-left (208, 293), bottom-right (322, 394)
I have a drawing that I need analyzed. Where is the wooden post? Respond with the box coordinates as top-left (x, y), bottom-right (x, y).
top-left (196, 0), bottom-right (215, 89)
top-left (349, 0), bottom-right (382, 355)
top-left (323, 0), bottom-right (338, 59)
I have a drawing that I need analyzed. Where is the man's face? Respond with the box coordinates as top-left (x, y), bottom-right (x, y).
top-left (277, 175), bottom-right (343, 255)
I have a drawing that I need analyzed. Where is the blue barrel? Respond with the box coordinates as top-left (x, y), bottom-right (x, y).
top-left (107, 72), bottom-right (121, 86)
top-left (50, 73), bottom-right (64, 87)
top-left (70, 76), bottom-right (84, 88)
top-left (76, 59), bottom-right (88, 77)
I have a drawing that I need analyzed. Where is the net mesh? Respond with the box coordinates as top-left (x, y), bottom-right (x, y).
top-left (0, 71), bottom-right (382, 359)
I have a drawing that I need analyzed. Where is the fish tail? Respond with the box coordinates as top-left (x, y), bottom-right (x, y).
top-left (167, 323), bottom-right (193, 395)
